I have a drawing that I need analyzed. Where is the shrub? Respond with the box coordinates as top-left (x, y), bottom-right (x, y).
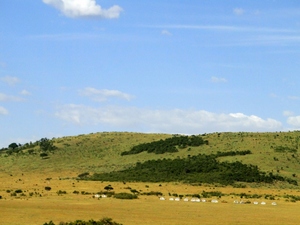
top-left (15, 189), bottom-right (23, 193)
top-left (40, 153), bottom-right (48, 158)
top-left (78, 172), bottom-right (90, 179)
top-left (114, 192), bottom-right (138, 199)
top-left (45, 186), bottom-right (52, 191)
top-left (130, 189), bottom-right (139, 194)
top-left (43, 217), bottom-right (122, 225)
top-left (104, 185), bottom-right (114, 191)
top-left (141, 191), bottom-right (163, 196)
top-left (57, 190), bottom-right (67, 195)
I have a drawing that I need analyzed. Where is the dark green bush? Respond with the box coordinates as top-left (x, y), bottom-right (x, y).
top-left (45, 186), bottom-right (52, 191)
top-left (57, 190), bottom-right (67, 195)
top-left (114, 192), bottom-right (138, 199)
top-left (141, 191), bottom-right (162, 196)
top-left (43, 217), bottom-right (122, 225)
top-left (40, 153), bottom-right (48, 158)
top-left (78, 172), bottom-right (90, 178)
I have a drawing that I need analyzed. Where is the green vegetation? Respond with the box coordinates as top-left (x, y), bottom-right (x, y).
top-left (39, 138), bottom-right (57, 152)
top-left (1, 131), bottom-right (300, 187)
top-left (87, 150), bottom-right (297, 185)
top-left (274, 145), bottom-right (297, 153)
top-left (43, 217), bottom-right (122, 225)
top-left (121, 135), bottom-right (206, 155)
top-left (57, 190), bottom-right (67, 195)
top-left (114, 192), bottom-right (138, 199)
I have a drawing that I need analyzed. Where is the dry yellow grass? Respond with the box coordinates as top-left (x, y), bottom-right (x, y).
top-left (1, 171), bottom-right (300, 225)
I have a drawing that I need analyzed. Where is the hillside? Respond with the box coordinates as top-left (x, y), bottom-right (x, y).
top-left (1, 131), bottom-right (300, 187)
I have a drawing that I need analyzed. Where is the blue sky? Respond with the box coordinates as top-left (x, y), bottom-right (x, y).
top-left (1, 0), bottom-right (300, 148)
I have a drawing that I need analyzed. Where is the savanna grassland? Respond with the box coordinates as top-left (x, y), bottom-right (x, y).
top-left (1, 131), bottom-right (300, 225)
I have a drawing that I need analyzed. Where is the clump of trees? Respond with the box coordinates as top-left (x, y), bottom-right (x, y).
top-left (121, 135), bottom-right (206, 155)
top-left (87, 151), bottom-right (297, 186)
top-left (39, 138), bottom-right (57, 152)
top-left (0, 137), bottom-right (57, 156)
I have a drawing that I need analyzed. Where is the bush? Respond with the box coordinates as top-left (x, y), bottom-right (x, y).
top-left (141, 191), bottom-right (162, 196)
top-left (114, 192), bottom-right (138, 200)
top-left (45, 186), bottom-right (52, 191)
top-left (78, 172), bottom-right (90, 179)
top-left (57, 190), bottom-right (67, 195)
top-left (40, 153), bottom-right (48, 158)
top-left (104, 185), bottom-right (114, 191)
top-left (43, 217), bottom-right (122, 225)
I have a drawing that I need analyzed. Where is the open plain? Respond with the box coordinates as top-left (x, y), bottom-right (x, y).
top-left (1, 172), bottom-right (300, 225)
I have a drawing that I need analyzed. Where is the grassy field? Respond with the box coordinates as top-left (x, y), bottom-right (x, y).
top-left (1, 172), bottom-right (300, 225)
top-left (1, 131), bottom-right (300, 224)
top-left (1, 131), bottom-right (300, 181)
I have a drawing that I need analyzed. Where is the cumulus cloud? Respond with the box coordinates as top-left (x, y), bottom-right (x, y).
top-left (211, 76), bottom-right (227, 83)
top-left (43, 0), bottom-right (123, 19)
top-left (233, 8), bottom-right (245, 16)
top-left (0, 106), bottom-right (8, 115)
top-left (79, 87), bottom-right (134, 102)
top-left (287, 115), bottom-right (300, 128)
top-left (0, 93), bottom-right (23, 102)
top-left (0, 76), bottom-right (20, 86)
top-left (55, 105), bottom-right (282, 133)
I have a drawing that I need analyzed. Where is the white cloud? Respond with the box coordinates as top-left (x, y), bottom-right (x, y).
top-left (287, 115), bottom-right (300, 128)
top-left (233, 8), bottom-right (245, 16)
top-left (0, 106), bottom-right (8, 115)
top-left (161, 30), bottom-right (172, 36)
top-left (288, 96), bottom-right (300, 100)
top-left (43, 0), bottom-right (123, 19)
top-left (55, 105), bottom-right (282, 133)
top-left (0, 76), bottom-right (20, 86)
top-left (79, 87), bottom-right (134, 102)
top-left (283, 110), bottom-right (294, 117)
top-left (0, 93), bottom-right (23, 102)
top-left (20, 90), bottom-right (31, 96)
top-left (211, 76), bottom-right (227, 83)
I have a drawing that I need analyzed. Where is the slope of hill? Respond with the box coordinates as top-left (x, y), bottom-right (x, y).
top-left (1, 131), bottom-right (300, 187)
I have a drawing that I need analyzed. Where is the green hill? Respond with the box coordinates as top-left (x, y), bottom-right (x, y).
top-left (1, 131), bottom-right (300, 187)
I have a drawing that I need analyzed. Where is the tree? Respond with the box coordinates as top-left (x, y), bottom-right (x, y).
top-left (104, 185), bottom-right (114, 191)
top-left (39, 138), bottom-right (56, 152)
top-left (8, 143), bottom-right (18, 150)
